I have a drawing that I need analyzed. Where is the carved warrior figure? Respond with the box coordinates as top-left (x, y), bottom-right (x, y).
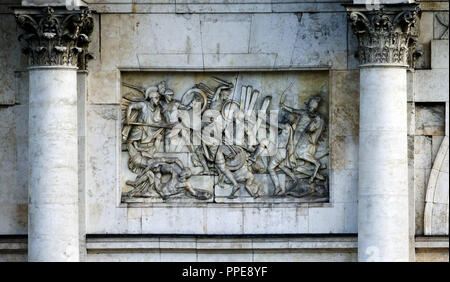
top-left (122, 81), bottom-right (212, 201)
top-left (260, 95), bottom-right (327, 197)
top-left (121, 77), bottom-right (329, 201)
top-left (265, 111), bottom-right (297, 196)
top-left (160, 87), bottom-right (192, 152)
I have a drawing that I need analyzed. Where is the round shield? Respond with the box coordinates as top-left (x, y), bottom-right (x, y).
top-left (181, 88), bottom-right (208, 112)
top-left (221, 100), bottom-right (240, 121)
top-left (224, 146), bottom-right (246, 171)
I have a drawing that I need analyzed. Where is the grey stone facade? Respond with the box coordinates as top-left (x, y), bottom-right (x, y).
top-left (0, 0), bottom-right (448, 262)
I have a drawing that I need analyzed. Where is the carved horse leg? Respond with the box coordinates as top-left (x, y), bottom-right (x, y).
top-left (307, 158), bottom-right (321, 184)
top-left (268, 161), bottom-right (282, 195)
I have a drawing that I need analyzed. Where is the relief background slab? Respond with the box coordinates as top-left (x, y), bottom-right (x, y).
top-left (120, 71), bottom-right (329, 205)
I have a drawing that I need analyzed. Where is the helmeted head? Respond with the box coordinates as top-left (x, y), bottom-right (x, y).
top-left (157, 81), bottom-right (167, 95)
top-left (305, 96), bottom-right (321, 113)
top-left (162, 89), bottom-right (174, 102)
top-left (147, 91), bottom-right (160, 106)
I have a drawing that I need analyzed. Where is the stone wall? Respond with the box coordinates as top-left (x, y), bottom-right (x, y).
top-left (83, 6), bottom-right (357, 237)
top-left (0, 0), bottom-right (448, 262)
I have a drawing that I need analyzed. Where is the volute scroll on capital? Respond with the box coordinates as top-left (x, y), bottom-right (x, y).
top-left (15, 7), bottom-right (94, 69)
top-left (348, 5), bottom-right (422, 68)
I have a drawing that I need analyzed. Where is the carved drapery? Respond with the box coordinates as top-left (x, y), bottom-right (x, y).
top-left (16, 7), bottom-right (94, 69)
top-left (349, 6), bottom-right (421, 67)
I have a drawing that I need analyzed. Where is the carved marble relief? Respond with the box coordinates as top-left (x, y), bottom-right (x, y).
top-left (121, 72), bottom-right (329, 204)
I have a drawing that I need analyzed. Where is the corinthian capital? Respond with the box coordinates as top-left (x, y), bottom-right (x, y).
top-left (16, 7), bottom-right (94, 69)
top-left (348, 4), bottom-right (421, 67)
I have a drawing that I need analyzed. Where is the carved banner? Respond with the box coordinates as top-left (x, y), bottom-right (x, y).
top-left (121, 72), bottom-right (329, 204)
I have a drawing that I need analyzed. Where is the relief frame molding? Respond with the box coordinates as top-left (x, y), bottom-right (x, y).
top-left (112, 67), bottom-right (335, 209)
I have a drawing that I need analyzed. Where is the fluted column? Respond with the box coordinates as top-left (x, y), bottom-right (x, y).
top-left (15, 7), bottom-right (93, 262)
top-left (347, 4), bottom-right (421, 262)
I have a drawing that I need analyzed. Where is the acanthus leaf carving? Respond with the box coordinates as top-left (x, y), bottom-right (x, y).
top-left (349, 5), bottom-right (421, 67)
top-left (16, 7), bottom-right (94, 69)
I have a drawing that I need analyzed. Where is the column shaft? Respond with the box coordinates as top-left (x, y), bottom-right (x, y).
top-left (28, 67), bottom-right (79, 262)
top-left (358, 66), bottom-right (409, 261)
top-left (347, 4), bottom-right (421, 261)
top-left (15, 6), bottom-right (93, 261)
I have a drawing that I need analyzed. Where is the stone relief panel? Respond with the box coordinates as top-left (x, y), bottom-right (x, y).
top-left (120, 72), bottom-right (329, 204)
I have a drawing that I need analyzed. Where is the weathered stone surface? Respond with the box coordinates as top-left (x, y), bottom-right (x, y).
top-left (243, 207), bottom-right (309, 233)
top-left (137, 54), bottom-right (203, 69)
top-left (407, 102), bottom-right (415, 135)
top-left (98, 14), bottom-right (202, 72)
top-left (407, 70), bottom-right (414, 102)
top-left (330, 136), bottom-right (359, 171)
top-left (431, 40), bottom-right (449, 69)
top-left (347, 20), bottom-right (359, 70)
top-left (344, 202), bottom-right (358, 233)
top-left (201, 14), bottom-right (252, 54)
top-left (434, 12), bottom-right (449, 40)
top-left (424, 136), bottom-right (449, 235)
top-left (253, 250), bottom-right (357, 262)
top-left (291, 13), bottom-right (347, 69)
top-left (249, 13), bottom-right (298, 67)
top-left (353, 0), bottom-right (414, 3)
top-left (414, 136), bottom-right (433, 169)
top-left (82, 234), bottom-right (360, 262)
top-left (416, 249), bottom-right (449, 262)
top-left (331, 169), bottom-right (358, 204)
top-left (432, 135), bottom-right (445, 162)
top-left (87, 251), bottom-right (161, 262)
top-left (141, 207), bottom-right (206, 234)
top-left (22, 0), bottom-right (86, 6)
top-left (203, 53), bottom-right (277, 69)
top-left (85, 105), bottom-right (128, 234)
top-left (89, 12), bottom-right (351, 73)
top-left (446, 102), bottom-right (449, 137)
top-left (330, 70), bottom-right (360, 137)
top-left (414, 168), bottom-right (428, 234)
top-left (415, 103), bottom-right (446, 136)
top-left (79, 1), bottom-right (349, 14)
top-left (0, 103), bottom-right (28, 235)
top-left (414, 69), bottom-right (450, 102)
top-left (205, 207), bottom-right (243, 234)
top-left (309, 203), bottom-right (345, 233)
top-left (0, 15), bottom-right (21, 105)
top-left (416, 12), bottom-right (433, 69)
top-left (87, 70), bottom-right (120, 104)
top-left (0, 71), bottom-right (28, 235)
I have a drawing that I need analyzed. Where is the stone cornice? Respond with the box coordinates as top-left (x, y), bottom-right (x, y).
top-left (15, 6), bottom-right (94, 69)
top-left (347, 4), bottom-right (422, 68)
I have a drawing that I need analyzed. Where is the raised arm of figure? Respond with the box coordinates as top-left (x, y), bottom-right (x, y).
top-left (126, 102), bottom-right (145, 123)
top-left (281, 103), bottom-right (302, 115)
